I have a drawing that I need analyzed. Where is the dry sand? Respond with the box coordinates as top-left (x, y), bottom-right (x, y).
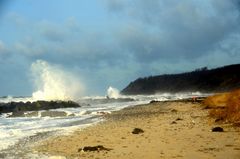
top-left (33, 101), bottom-right (240, 159)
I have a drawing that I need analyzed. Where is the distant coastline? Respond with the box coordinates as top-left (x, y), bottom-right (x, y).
top-left (122, 64), bottom-right (240, 95)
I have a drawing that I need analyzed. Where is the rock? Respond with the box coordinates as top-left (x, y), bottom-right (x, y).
top-left (149, 100), bottom-right (159, 104)
top-left (176, 118), bottom-right (183, 121)
top-left (78, 145), bottom-right (112, 152)
top-left (25, 111), bottom-right (39, 117)
top-left (0, 100), bottom-right (81, 114)
top-left (97, 111), bottom-right (110, 115)
top-left (8, 111), bottom-right (40, 117)
top-left (171, 121), bottom-right (177, 124)
top-left (132, 128), bottom-right (144, 134)
top-left (8, 111), bottom-right (25, 117)
top-left (171, 109), bottom-right (178, 113)
top-left (41, 111), bottom-right (67, 117)
top-left (212, 127), bottom-right (224, 132)
top-left (0, 154), bottom-right (6, 158)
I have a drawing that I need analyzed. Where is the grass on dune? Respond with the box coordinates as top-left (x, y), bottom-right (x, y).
top-left (204, 89), bottom-right (240, 125)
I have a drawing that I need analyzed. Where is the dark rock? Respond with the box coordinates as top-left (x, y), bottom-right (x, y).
top-left (212, 127), bottom-right (224, 132)
top-left (0, 100), bottom-right (81, 114)
top-left (171, 109), bottom-right (178, 113)
top-left (97, 111), bottom-right (110, 115)
top-left (150, 100), bottom-right (159, 104)
top-left (176, 118), bottom-right (183, 121)
top-left (171, 121), bottom-right (177, 124)
top-left (132, 128), bottom-right (144, 134)
top-left (78, 145), bottom-right (112, 152)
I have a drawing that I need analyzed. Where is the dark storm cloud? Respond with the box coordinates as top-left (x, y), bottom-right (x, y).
top-left (104, 0), bottom-right (240, 62)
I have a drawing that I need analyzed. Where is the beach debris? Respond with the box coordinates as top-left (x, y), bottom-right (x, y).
top-left (78, 145), bottom-right (112, 152)
top-left (132, 128), bottom-right (144, 134)
top-left (211, 127), bottom-right (224, 132)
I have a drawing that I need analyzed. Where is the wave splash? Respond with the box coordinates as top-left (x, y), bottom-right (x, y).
top-left (107, 86), bottom-right (121, 99)
top-left (31, 60), bottom-right (84, 101)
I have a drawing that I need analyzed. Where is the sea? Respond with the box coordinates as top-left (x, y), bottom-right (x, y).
top-left (0, 91), bottom-right (211, 155)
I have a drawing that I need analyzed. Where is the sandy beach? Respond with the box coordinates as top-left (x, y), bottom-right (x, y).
top-left (33, 101), bottom-right (240, 159)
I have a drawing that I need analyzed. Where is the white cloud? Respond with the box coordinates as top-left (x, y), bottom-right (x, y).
top-left (0, 40), bottom-right (6, 54)
top-left (6, 12), bottom-right (27, 26)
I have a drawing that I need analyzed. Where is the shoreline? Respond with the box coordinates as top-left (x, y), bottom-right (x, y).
top-left (31, 100), bottom-right (240, 159)
top-left (0, 116), bottom-right (103, 158)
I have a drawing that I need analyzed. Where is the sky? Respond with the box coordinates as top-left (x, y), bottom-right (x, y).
top-left (0, 0), bottom-right (240, 96)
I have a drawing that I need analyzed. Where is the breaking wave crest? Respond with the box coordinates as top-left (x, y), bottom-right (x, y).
top-left (31, 60), bottom-right (84, 101)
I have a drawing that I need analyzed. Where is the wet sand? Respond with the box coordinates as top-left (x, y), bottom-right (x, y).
top-left (33, 101), bottom-right (240, 159)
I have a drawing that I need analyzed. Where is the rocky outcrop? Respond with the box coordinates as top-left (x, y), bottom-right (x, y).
top-left (0, 100), bottom-right (81, 114)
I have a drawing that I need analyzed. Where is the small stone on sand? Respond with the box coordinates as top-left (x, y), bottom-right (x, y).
top-left (132, 128), bottom-right (144, 134)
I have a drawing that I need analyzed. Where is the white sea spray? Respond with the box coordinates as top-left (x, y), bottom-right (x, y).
top-left (31, 60), bottom-right (84, 101)
top-left (107, 86), bottom-right (121, 99)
